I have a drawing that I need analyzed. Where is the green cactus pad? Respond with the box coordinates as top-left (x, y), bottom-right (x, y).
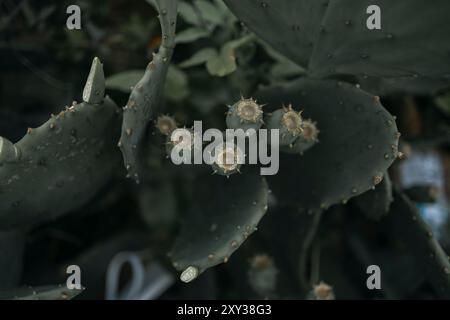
top-left (309, 0), bottom-right (450, 79)
top-left (0, 285), bottom-right (84, 300)
top-left (351, 172), bottom-right (393, 220)
top-left (224, 0), bottom-right (450, 82)
top-left (0, 59), bottom-right (122, 230)
top-left (0, 231), bottom-right (24, 289)
top-left (358, 75), bottom-right (450, 96)
top-left (386, 189), bottom-right (450, 298)
top-left (223, 0), bottom-right (327, 68)
top-left (256, 78), bottom-right (399, 212)
top-left (119, 0), bottom-right (178, 183)
top-left (226, 98), bottom-right (264, 132)
top-left (0, 137), bottom-right (20, 163)
top-left (170, 168), bottom-right (268, 281)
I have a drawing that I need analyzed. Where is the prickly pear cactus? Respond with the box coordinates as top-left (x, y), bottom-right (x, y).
top-left (1, 0), bottom-right (450, 301)
top-left (266, 105), bottom-right (303, 147)
top-left (387, 189), bottom-right (450, 298)
top-left (155, 115), bottom-right (178, 136)
top-left (308, 0), bottom-right (450, 79)
top-left (248, 254), bottom-right (278, 298)
top-left (226, 97), bottom-right (264, 132)
top-left (210, 141), bottom-right (244, 177)
top-left (223, 0), bottom-right (328, 68)
top-left (119, 0), bottom-right (178, 183)
top-left (307, 282), bottom-right (335, 300)
top-left (257, 78), bottom-right (399, 212)
top-left (281, 119), bottom-right (319, 155)
top-left (351, 172), bottom-right (393, 220)
top-left (0, 58), bottom-right (122, 230)
top-left (0, 285), bottom-right (84, 300)
top-left (224, 0), bottom-right (450, 83)
top-left (171, 168), bottom-right (268, 281)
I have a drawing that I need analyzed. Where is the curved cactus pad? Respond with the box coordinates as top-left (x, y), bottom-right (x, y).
top-left (387, 189), bottom-right (450, 297)
top-left (352, 172), bottom-right (393, 220)
top-left (171, 168), bottom-right (268, 281)
top-left (223, 0), bottom-right (327, 68)
top-left (0, 285), bottom-right (84, 300)
top-left (256, 78), bottom-right (399, 212)
top-left (119, 0), bottom-right (178, 183)
top-left (0, 59), bottom-right (122, 230)
top-left (0, 231), bottom-right (24, 289)
top-left (224, 0), bottom-right (450, 81)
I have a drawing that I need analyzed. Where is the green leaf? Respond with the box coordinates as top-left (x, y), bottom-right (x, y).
top-left (178, 1), bottom-right (202, 26)
top-left (194, 0), bottom-right (223, 25)
top-left (212, 0), bottom-right (236, 23)
top-left (165, 65), bottom-right (189, 102)
top-left (106, 70), bottom-right (144, 93)
top-left (175, 27), bottom-right (210, 44)
top-left (206, 54), bottom-right (235, 77)
top-left (179, 48), bottom-right (218, 68)
top-left (435, 92), bottom-right (450, 115)
top-left (206, 36), bottom-right (254, 77)
top-left (270, 61), bottom-right (305, 79)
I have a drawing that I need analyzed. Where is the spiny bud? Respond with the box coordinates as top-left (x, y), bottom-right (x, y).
top-left (300, 119), bottom-right (319, 143)
top-left (250, 254), bottom-right (274, 270)
top-left (155, 114), bottom-right (177, 135)
top-left (281, 104), bottom-right (303, 135)
top-left (211, 142), bottom-right (244, 177)
top-left (280, 118), bottom-right (319, 155)
top-left (266, 104), bottom-right (303, 146)
top-left (226, 97), bottom-right (264, 132)
top-left (248, 254), bottom-right (278, 297)
top-left (309, 281), bottom-right (335, 300)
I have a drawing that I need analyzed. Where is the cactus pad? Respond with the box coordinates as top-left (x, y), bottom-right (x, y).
top-left (171, 168), bottom-right (268, 280)
top-left (0, 58), bottom-right (122, 230)
top-left (119, 0), bottom-right (178, 183)
top-left (257, 78), bottom-right (399, 212)
top-left (351, 172), bottom-right (393, 220)
top-left (224, 0), bottom-right (450, 82)
top-left (0, 285), bottom-right (84, 300)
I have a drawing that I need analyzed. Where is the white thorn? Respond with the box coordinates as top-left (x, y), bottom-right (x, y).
top-left (180, 266), bottom-right (199, 283)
